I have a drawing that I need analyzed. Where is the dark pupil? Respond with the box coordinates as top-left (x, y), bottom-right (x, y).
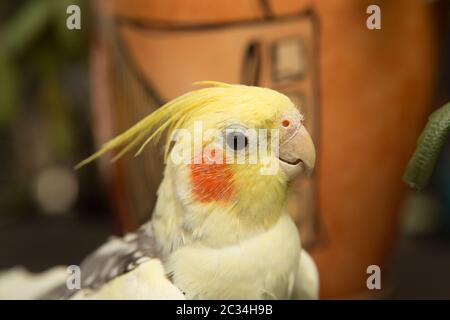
top-left (228, 132), bottom-right (248, 151)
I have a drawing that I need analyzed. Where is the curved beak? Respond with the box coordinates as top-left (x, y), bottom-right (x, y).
top-left (278, 126), bottom-right (316, 180)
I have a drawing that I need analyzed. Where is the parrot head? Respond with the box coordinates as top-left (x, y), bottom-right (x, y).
top-left (78, 82), bottom-right (315, 242)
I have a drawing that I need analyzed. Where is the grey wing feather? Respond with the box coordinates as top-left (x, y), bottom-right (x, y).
top-left (80, 223), bottom-right (159, 290)
top-left (41, 222), bottom-right (160, 299)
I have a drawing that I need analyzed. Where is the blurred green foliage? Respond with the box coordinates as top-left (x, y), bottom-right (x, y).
top-left (0, 0), bottom-right (87, 129)
top-left (0, 0), bottom-right (92, 215)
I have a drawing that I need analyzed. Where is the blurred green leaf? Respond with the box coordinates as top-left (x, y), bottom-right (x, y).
top-left (39, 74), bottom-right (75, 160)
top-left (0, 52), bottom-right (19, 129)
top-left (404, 102), bottom-right (450, 190)
top-left (0, 0), bottom-right (51, 54)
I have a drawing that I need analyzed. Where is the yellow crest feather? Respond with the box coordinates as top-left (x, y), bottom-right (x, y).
top-left (75, 81), bottom-right (241, 169)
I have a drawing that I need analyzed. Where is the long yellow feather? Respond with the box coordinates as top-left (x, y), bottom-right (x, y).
top-left (75, 81), bottom-right (237, 169)
top-left (75, 81), bottom-right (291, 169)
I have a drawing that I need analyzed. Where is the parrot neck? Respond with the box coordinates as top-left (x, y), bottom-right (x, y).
top-left (151, 159), bottom-right (289, 258)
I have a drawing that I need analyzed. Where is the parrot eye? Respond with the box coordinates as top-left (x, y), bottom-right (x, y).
top-left (225, 127), bottom-right (249, 151)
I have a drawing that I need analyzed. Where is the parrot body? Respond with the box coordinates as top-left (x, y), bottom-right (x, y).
top-left (1, 82), bottom-right (319, 300)
top-left (70, 214), bottom-right (316, 300)
top-left (164, 213), bottom-right (301, 299)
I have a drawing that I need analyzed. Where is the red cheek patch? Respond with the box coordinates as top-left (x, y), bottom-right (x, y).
top-left (190, 154), bottom-right (234, 203)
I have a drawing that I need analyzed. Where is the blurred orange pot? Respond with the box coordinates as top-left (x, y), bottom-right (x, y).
top-left (90, 0), bottom-right (441, 298)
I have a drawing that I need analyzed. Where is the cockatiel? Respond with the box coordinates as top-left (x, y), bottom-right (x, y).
top-left (3, 82), bottom-right (318, 300)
